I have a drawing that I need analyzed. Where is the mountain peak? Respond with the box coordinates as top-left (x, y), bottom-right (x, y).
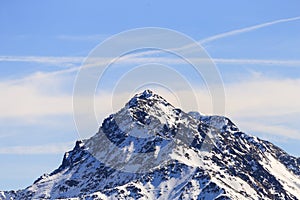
top-left (123, 89), bottom-right (177, 127)
top-left (138, 89), bottom-right (154, 98)
top-left (127, 89), bottom-right (170, 109)
top-left (2, 91), bottom-right (300, 200)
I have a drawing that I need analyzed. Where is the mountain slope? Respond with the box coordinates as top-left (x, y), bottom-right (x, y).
top-left (1, 90), bottom-right (300, 200)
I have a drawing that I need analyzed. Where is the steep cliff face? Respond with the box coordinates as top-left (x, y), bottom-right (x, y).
top-left (1, 90), bottom-right (300, 200)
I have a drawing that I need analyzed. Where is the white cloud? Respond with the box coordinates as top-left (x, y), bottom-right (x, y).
top-left (0, 72), bottom-right (73, 119)
top-left (237, 121), bottom-right (300, 140)
top-left (225, 77), bottom-right (300, 118)
top-left (0, 142), bottom-right (74, 155)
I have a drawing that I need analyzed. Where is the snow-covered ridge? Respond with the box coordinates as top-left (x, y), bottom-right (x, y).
top-left (1, 90), bottom-right (300, 200)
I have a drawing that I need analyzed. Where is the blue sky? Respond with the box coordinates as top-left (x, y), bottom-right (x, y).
top-left (1, 0), bottom-right (300, 190)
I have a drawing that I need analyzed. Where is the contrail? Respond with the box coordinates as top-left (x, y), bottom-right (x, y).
top-left (112, 16), bottom-right (300, 57)
top-left (200, 16), bottom-right (300, 44)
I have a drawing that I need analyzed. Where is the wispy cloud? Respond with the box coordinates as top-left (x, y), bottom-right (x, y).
top-left (0, 72), bottom-right (73, 118)
top-left (0, 142), bottom-right (74, 155)
top-left (1, 55), bottom-right (300, 70)
top-left (0, 55), bottom-right (83, 66)
top-left (200, 16), bottom-right (300, 44)
top-left (225, 77), bottom-right (300, 118)
top-left (238, 121), bottom-right (300, 140)
top-left (213, 58), bottom-right (300, 66)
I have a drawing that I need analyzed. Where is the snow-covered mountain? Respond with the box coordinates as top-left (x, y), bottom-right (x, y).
top-left (1, 90), bottom-right (300, 200)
